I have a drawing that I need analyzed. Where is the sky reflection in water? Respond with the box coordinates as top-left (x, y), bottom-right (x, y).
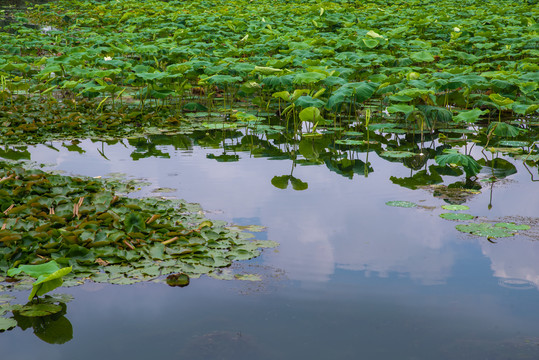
top-left (1, 136), bottom-right (539, 359)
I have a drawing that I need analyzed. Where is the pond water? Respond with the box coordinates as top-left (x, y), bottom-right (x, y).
top-left (1, 129), bottom-right (539, 359)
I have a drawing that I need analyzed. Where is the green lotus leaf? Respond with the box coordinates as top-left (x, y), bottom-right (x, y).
top-left (295, 96), bottom-right (325, 108)
top-left (494, 223), bottom-right (531, 231)
top-left (488, 122), bottom-right (520, 138)
top-left (204, 75), bottom-right (242, 85)
top-left (293, 72), bottom-right (327, 85)
top-left (29, 267), bottom-right (73, 300)
top-left (381, 151), bottom-right (417, 159)
top-left (253, 66), bottom-right (283, 75)
top-left (18, 303), bottom-right (62, 317)
top-left (387, 104), bottom-right (415, 115)
top-left (7, 261), bottom-right (61, 278)
top-left (435, 151), bottom-right (482, 177)
top-left (410, 51), bottom-right (435, 63)
top-left (123, 212), bottom-right (146, 233)
top-left (362, 38), bottom-right (379, 48)
top-left (272, 91), bottom-right (291, 102)
top-left (439, 213), bottom-right (475, 221)
top-left (455, 223), bottom-right (515, 238)
top-left (512, 104), bottom-right (539, 115)
top-left (488, 93), bottom-right (514, 107)
top-left (385, 201), bottom-right (417, 208)
top-left (368, 123), bottom-right (397, 130)
top-left (299, 107), bottom-right (323, 123)
top-left (0, 317), bottom-right (17, 331)
top-left (453, 108), bottom-right (489, 123)
top-left (497, 140), bottom-right (528, 147)
top-left (441, 204), bottom-right (470, 211)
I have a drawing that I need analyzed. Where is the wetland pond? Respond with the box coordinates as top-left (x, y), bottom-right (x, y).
top-left (1, 0), bottom-right (539, 358)
top-left (1, 126), bottom-right (539, 359)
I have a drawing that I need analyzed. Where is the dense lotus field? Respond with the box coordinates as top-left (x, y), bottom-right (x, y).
top-left (0, 0), bottom-right (536, 141)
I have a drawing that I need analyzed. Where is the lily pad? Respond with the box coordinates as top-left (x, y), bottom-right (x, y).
top-left (385, 201), bottom-right (417, 208)
top-left (494, 222), bottom-right (531, 231)
top-left (441, 204), bottom-right (470, 211)
top-left (0, 317), bottom-right (17, 331)
top-left (439, 213), bottom-right (475, 221)
top-left (18, 303), bottom-right (63, 317)
top-left (455, 223), bottom-right (515, 238)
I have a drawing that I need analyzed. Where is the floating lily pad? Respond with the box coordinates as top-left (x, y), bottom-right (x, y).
top-left (0, 317), bottom-right (17, 331)
top-left (18, 303), bottom-right (63, 317)
top-left (441, 204), bottom-right (470, 211)
top-left (455, 223), bottom-right (515, 238)
top-left (439, 213), bottom-right (475, 221)
top-left (385, 201), bottom-right (417, 208)
top-left (494, 222), bottom-right (531, 231)
top-left (166, 273), bottom-right (190, 287)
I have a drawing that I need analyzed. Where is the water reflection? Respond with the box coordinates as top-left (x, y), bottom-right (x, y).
top-left (1, 296), bottom-right (73, 344)
top-left (482, 238), bottom-right (539, 290)
top-left (2, 129), bottom-right (539, 358)
top-left (9, 129), bottom-right (538, 289)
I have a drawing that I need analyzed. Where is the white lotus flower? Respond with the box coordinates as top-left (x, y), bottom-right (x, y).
top-left (104, 56), bottom-right (112, 61)
top-left (453, 27), bottom-right (460, 32)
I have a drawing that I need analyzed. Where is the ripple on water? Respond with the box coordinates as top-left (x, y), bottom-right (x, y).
top-left (498, 278), bottom-right (536, 290)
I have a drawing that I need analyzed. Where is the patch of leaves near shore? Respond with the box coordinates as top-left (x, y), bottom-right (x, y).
top-left (0, 162), bottom-right (277, 288)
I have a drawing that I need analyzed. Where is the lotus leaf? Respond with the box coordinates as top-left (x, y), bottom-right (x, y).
top-left (455, 223), bottom-right (516, 238)
top-left (494, 223), bottom-right (531, 231)
top-left (435, 151), bottom-right (482, 177)
top-left (441, 204), bottom-right (470, 211)
top-left (0, 317), bottom-right (17, 331)
top-left (439, 213), bottom-right (475, 221)
top-left (385, 201), bottom-right (417, 208)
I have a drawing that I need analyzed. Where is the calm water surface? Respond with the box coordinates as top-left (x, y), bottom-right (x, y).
top-left (1, 135), bottom-right (539, 359)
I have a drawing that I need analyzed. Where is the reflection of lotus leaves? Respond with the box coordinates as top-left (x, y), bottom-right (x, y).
top-left (403, 153), bottom-right (429, 170)
top-left (420, 184), bottom-right (480, 204)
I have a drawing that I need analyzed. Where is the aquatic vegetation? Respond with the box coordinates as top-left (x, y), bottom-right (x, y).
top-left (0, 162), bottom-right (277, 292)
top-left (385, 201), bottom-right (417, 208)
top-left (439, 213), bottom-right (475, 221)
top-left (0, 0), bottom-right (535, 147)
top-left (7, 260), bottom-right (71, 300)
